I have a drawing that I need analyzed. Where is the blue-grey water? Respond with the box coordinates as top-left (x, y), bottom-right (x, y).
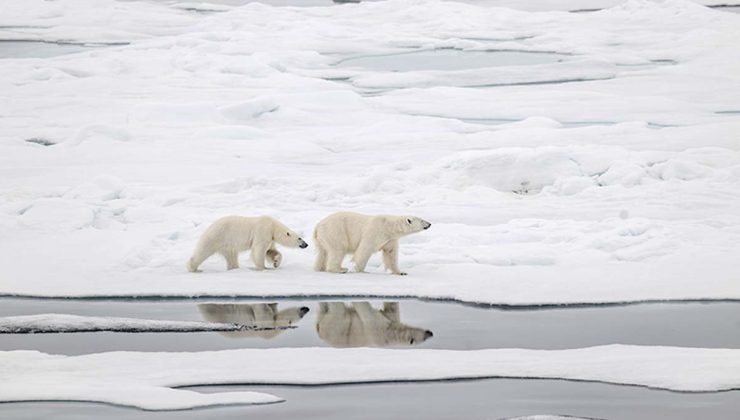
top-left (0, 41), bottom-right (96, 59)
top-left (2, 299), bottom-right (739, 354)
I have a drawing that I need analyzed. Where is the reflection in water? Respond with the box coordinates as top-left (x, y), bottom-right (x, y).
top-left (198, 303), bottom-right (309, 339)
top-left (316, 302), bottom-right (433, 348)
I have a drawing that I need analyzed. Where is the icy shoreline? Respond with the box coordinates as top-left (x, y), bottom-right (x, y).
top-left (2, 256), bottom-right (739, 306)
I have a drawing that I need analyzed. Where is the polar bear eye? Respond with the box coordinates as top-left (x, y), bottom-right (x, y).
top-left (409, 338), bottom-right (415, 345)
top-left (286, 232), bottom-right (291, 236)
top-left (406, 218), bottom-right (412, 224)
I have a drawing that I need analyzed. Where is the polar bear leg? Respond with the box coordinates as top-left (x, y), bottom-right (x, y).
top-left (318, 302), bottom-right (330, 316)
top-left (352, 302), bottom-right (378, 321)
top-left (266, 248), bottom-right (282, 269)
top-left (382, 240), bottom-right (406, 275)
top-left (252, 303), bottom-right (277, 321)
top-left (326, 249), bottom-right (348, 273)
top-left (250, 244), bottom-right (268, 270)
top-left (314, 245), bottom-right (327, 272)
top-left (222, 250), bottom-right (240, 270)
top-left (188, 246), bottom-right (215, 272)
top-left (382, 302), bottom-right (401, 322)
top-left (353, 239), bottom-right (381, 273)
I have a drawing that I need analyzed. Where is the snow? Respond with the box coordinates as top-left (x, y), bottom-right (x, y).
top-left (1, 345), bottom-right (739, 410)
top-left (1, 0), bottom-right (739, 307)
top-left (0, 313), bottom-right (283, 333)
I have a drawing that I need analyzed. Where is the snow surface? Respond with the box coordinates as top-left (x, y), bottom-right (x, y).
top-left (1, 345), bottom-right (739, 410)
top-left (0, 313), bottom-right (282, 333)
top-left (1, 0), bottom-right (739, 306)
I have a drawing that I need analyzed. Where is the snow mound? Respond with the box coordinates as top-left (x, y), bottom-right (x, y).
top-left (433, 146), bottom-right (739, 194)
top-left (219, 97), bottom-right (280, 122)
top-left (439, 147), bottom-right (585, 194)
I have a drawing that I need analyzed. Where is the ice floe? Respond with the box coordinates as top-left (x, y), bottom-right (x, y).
top-left (0, 313), bottom-right (287, 334)
top-left (1, 345), bottom-right (739, 410)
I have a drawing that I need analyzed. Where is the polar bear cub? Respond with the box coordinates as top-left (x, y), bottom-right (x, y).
top-left (187, 215), bottom-right (308, 272)
top-left (313, 211), bottom-right (431, 275)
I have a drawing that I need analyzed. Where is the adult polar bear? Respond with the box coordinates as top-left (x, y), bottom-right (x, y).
top-left (316, 302), bottom-right (433, 347)
top-left (188, 215), bottom-right (308, 272)
top-left (313, 211), bottom-right (431, 275)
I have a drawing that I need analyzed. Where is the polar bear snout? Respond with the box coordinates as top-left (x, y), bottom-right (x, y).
top-left (424, 330), bottom-right (433, 338)
top-left (422, 220), bottom-right (431, 230)
top-left (298, 238), bottom-right (308, 248)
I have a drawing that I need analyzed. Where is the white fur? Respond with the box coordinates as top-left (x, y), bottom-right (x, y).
top-left (187, 215), bottom-right (307, 272)
top-left (313, 211), bottom-right (431, 275)
top-left (198, 303), bottom-right (309, 339)
top-left (316, 302), bottom-right (433, 348)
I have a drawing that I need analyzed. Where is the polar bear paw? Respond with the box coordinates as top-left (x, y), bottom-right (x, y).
top-left (272, 253), bottom-right (282, 268)
top-left (266, 249), bottom-right (282, 269)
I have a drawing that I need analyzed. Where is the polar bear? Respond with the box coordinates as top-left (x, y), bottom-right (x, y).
top-left (187, 215), bottom-right (308, 272)
top-left (316, 301), bottom-right (433, 348)
top-left (198, 303), bottom-right (309, 339)
top-left (313, 211), bottom-right (431, 275)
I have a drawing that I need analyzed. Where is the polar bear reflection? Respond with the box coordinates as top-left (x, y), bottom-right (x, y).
top-left (316, 302), bottom-right (433, 348)
top-left (198, 303), bottom-right (309, 339)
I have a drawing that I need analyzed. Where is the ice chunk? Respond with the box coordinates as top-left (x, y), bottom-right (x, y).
top-left (0, 313), bottom-right (289, 334)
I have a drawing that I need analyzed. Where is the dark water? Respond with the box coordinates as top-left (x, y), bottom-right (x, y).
top-left (2, 298), bottom-right (739, 354)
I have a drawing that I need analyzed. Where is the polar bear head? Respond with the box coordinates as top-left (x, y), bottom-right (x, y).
top-left (398, 216), bottom-right (432, 235)
top-left (271, 219), bottom-right (308, 248)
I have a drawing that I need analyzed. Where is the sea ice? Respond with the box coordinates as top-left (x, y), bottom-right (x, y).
top-left (0, 0), bottom-right (738, 307)
top-left (1, 345), bottom-right (738, 410)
